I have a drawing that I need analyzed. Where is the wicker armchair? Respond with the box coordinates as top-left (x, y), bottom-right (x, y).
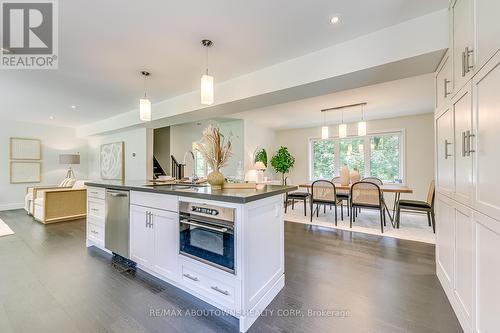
top-left (33, 180), bottom-right (87, 224)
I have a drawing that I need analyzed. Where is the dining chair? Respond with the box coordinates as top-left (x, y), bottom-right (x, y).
top-left (332, 176), bottom-right (350, 217)
top-left (350, 181), bottom-right (386, 233)
top-left (310, 180), bottom-right (343, 225)
top-left (395, 180), bottom-right (436, 233)
top-left (362, 177), bottom-right (383, 185)
top-left (284, 177), bottom-right (310, 216)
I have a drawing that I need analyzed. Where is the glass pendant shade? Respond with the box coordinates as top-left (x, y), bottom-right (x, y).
top-left (139, 98), bottom-right (151, 121)
top-left (339, 123), bottom-right (347, 138)
top-left (321, 126), bottom-right (329, 139)
top-left (201, 74), bottom-right (214, 105)
top-left (358, 121), bottom-right (367, 136)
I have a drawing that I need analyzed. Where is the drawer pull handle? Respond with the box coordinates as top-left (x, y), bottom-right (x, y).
top-left (211, 286), bottom-right (229, 296)
top-left (183, 273), bottom-right (199, 282)
top-left (91, 230), bottom-right (98, 234)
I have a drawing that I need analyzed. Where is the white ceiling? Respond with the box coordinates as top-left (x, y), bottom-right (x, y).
top-left (229, 73), bottom-right (435, 130)
top-left (0, 0), bottom-right (447, 127)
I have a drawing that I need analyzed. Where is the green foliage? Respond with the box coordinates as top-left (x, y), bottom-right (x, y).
top-left (370, 136), bottom-right (400, 182)
top-left (312, 140), bottom-right (335, 179)
top-left (311, 135), bottom-right (401, 182)
top-left (254, 148), bottom-right (268, 167)
top-left (271, 146), bottom-right (295, 183)
top-left (339, 139), bottom-right (365, 176)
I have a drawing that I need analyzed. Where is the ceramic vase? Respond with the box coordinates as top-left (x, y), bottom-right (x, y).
top-left (208, 169), bottom-right (224, 190)
top-left (350, 169), bottom-right (361, 184)
top-left (340, 165), bottom-right (350, 186)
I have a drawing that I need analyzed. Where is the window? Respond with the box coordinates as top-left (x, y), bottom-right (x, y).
top-left (339, 138), bottom-right (365, 176)
top-left (193, 143), bottom-right (212, 178)
top-left (370, 135), bottom-right (401, 182)
top-left (311, 139), bottom-right (335, 179)
top-left (309, 131), bottom-right (403, 183)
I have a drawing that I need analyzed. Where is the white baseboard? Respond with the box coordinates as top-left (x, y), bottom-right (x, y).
top-left (0, 203), bottom-right (24, 211)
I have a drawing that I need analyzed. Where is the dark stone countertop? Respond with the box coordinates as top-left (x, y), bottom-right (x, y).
top-left (84, 180), bottom-right (297, 204)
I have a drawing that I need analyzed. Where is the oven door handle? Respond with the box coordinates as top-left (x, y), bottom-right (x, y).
top-left (180, 219), bottom-right (229, 233)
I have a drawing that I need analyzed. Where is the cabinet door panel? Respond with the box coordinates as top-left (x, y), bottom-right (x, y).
top-left (454, 205), bottom-right (473, 325)
top-left (453, 85), bottom-right (473, 205)
top-left (475, 212), bottom-right (500, 333)
top-left (475, 0), bottom-right (500, 70)
top-left (436, 109), bottom-right (455, 195)
top-left (436, 53), bottom-right (452, 110)
top-left (436, 196), bottom-right (455, 284)
top-left (130, 205), bottom-right (153, 267)
top-left (452, 0), bottom-right (474, 91)
top-left (473, 53), bottom-right (500, 220)
top-left (152, 209), bottom-right (179, 281)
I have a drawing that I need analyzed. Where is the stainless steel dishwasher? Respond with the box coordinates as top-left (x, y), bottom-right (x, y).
top-left (105, 189), bottom-right (130, 258)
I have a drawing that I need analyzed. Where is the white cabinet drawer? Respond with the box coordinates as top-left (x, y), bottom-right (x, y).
top-left (130, 191), bottom-right (178, 212)
top-left (87, 223), bottom-right (104, 244)
top-left (87, 187), bottom-right (105, 200)
top-left (87, 215), bottom-right (104, 227)
top-left (88, 199), bottom-right (105, 219)
top-left (180, 258), bottom-right (237, 309)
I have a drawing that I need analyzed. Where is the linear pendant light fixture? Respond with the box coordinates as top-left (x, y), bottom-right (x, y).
top-left (358, 103), bottom-right (367, 136)
top-left (338, 110), bottom-right (347, 138)
top-left (201, 39), bottom-right (214, 105)
top-left (321, 102), bottom-right (367, 139)
top-left (321, 110), bottom-right (329, 139)
top-left (139, 71), bottom-right (152, 121)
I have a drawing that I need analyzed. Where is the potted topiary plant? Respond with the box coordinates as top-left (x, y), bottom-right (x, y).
top-left (271, 146), bottom-right (295, 185)
top-left (254, 148), bottom-right (268, 167)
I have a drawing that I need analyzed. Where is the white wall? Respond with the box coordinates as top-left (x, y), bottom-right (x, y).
top-left (87, 127), bottom-right (148, 181)
top-left (243, 119), bottom-right (278, 180)
top-left (0, 120), bottom-right (88, 210)
top-left (169, 119), bottom-right (244, 177)
top-left (275, 113), bottom-right (435, 202)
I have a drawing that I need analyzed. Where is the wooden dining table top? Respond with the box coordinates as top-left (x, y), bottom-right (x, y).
top-left (299, 182), bottom-right (413, 194)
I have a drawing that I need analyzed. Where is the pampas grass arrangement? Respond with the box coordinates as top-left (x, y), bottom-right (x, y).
top-left (194, 124), bottom-right (233, 172)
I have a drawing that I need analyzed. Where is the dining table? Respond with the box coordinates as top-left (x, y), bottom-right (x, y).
top-left (298, 182), bottom-right (413, 226)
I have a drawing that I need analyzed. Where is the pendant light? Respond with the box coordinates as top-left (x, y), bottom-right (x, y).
top-left (139, 71), bottom-right (151, 121)
top-left (339, 110), bottom-right (347, 138)
top-left (358, 103), bottom-right (367, 136)
top-left (201, 39), bottom-right (214, 105)
top-left (321, 110), bottom-right (329, 139)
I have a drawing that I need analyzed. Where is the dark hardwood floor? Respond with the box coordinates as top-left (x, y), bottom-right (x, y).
top-left (0, 209), bottom-right (462, 333)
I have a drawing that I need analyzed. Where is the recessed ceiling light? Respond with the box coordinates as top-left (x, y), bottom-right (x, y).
top-left (330, 16), bottom-right (340, 24)
top-left (49, 116), bottom-right (55, 120)
top-left (71, 105), bottom-right (76, 109)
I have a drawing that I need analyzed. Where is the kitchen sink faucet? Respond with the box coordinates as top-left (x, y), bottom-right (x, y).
top-left (183, 150), bottom-right (199, 183)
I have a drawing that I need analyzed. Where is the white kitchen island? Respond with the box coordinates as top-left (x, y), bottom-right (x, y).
top-left (85, 181), bottom-right (295, 332)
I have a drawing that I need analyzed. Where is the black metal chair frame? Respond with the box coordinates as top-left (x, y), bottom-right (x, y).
top-left (362, 177), bottom-right (384, 185)
top-left (284, 177), bottom-right (310, 216)
top-left (332, 176), bottom-right (350, 217)
top-left (395, 184), bottom-right (436, 233)
top-left (310, 180), bottom-right (343, 225)
top-left (349, 181), bottom-right (386, 233)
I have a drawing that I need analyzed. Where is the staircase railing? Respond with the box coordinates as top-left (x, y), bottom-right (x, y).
top-left (171, 155), bottom-right (185, 180)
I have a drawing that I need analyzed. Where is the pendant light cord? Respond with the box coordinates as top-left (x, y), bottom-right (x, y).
top-left (206, 46), bottom-right (209, 75)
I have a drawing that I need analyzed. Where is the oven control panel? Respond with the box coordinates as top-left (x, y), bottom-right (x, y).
top-left (191, 206), bottom-right (219, 216)
top-left (179, 201), bottom-right (235, 223)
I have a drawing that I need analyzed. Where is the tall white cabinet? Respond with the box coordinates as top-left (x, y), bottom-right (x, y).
top-left (435, 1), bottom-right (500, 332)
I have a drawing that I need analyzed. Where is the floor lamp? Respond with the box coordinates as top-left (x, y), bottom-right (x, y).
top-left (59, 154), bottom-right (80, 178)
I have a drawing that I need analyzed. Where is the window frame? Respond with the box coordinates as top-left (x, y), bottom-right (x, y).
top-left (308, 129), bottom-right (406, 183)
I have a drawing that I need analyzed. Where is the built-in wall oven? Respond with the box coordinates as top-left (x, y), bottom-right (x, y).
top-left (179, 201), bottom-right (235, 274)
